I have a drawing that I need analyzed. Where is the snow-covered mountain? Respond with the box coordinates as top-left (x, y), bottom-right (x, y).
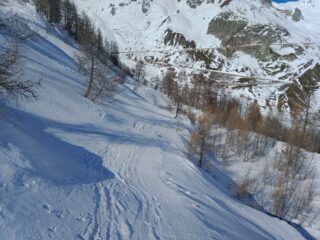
top-left (0, 0), bottom-right (316, 239)
top-left (74, 0), bottom-right (320, 111)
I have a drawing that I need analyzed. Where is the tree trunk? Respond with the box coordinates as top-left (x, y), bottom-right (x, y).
top-left (199, 136), bottom-right (205, 168)
top-left (84, 54), bottom-right (94, 98)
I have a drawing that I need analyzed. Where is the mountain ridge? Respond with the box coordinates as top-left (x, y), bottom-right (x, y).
top-left (74, 0), bottom-right (320, 112)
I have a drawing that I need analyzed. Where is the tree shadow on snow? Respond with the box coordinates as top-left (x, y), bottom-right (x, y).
top-left (0, 106), bottom-right (114, 185)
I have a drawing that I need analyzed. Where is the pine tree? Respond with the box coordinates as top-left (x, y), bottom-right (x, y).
top-left (49, 0), bottom-right (61, 24)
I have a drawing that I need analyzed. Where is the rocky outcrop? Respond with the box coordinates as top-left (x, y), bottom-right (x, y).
top-left (207, 12), bottom-right (292, 62)
top-left (164, 29), bottom-right (196, 49)
top-left (292, 8), bottom-right (303, 22)
top-left (163, 29), bottom-right (224, 69)
top-left (185, 0), bottom-right (233, 8)
top-left (286, 64), bottom-right (320, 110)
top-left (207, 12), bottom-right (247, 42)
top-left (142, 0), bottom-right (151, 14)
top-left (186, 0), bottom-right (206, 8)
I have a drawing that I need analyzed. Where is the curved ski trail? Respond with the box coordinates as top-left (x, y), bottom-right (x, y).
top-left (84, 119), bottom-right (164, 240)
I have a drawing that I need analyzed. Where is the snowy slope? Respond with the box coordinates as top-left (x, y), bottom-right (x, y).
top-left (73, 0), bottom-right (320, 110)
top-left (0, 1), bottom-right (314, 239)
top-left (274, 0), bottom-right (320, 40)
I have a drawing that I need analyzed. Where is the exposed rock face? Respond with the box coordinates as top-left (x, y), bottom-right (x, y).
top-left (207, 12), bottom-right (247, 42)
top-left (230, 25), bottom-right (290, 61)
top-left (164, 29), bottom-right (224, 69)
top-left (292, 8), bottom-right (303, 22)
top-left (207, 12), bottom-right (292, 62)
top-left (185, 0), bottom-right (233, 8)
top-left (261, 0), bottom-right (272, 5)
top-left (286, 64), bottom-right (320, 110)
top-left (186, 0), bottom-right (206, 8)
top-left (164, 29), bottom-right (196, 49)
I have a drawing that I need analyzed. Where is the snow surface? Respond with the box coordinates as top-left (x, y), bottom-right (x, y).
top-left (0, 1), bottom-right (316, 239)
top-left (274, 0), bottom-right (320, 38)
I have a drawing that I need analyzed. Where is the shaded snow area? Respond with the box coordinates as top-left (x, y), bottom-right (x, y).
top-left (0, 1), bottom-right (314, 240)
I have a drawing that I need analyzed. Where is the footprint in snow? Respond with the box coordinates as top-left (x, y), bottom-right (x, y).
top-left (52, 209), bottom-right (64, 218)
top-left (76, 214), bottom-right (87, 222)
top-left (42, 204), bottom-right (52, 213)
top-left (42, 204), bottom-right (65, 218)
top-left (48, 226), bottom-right (57, 232)
top-left (47, 226), bottom-right (57, 238)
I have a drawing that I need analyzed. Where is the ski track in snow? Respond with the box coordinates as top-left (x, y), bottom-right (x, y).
top-left (81, 119), bottom-right (165, 240)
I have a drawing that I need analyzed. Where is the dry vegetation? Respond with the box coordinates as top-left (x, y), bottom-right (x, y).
top-left (0, 16), bottom-right (39, 102)
top-left (160, 67), bottom-right (319, 225)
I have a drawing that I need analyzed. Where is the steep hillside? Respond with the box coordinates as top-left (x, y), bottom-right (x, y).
top-left (74, 0), bottom-right (320, 111)
top-left (0, 1), bottom-right (314, 239)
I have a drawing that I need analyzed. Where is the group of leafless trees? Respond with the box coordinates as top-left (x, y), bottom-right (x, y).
top-left (161, 69), bottom-right (320, 153)
top-left (159, 68), bottom-right (319, 225)
top-left (270, 144), bottom-right (316, 223)
top-left (34, 0), bottom-right (130, 101)
top-left (1, 0), bottom-right (131, 103)
top-left (35, 0), bottom-right (121, 65)
top-left (0, 48), bottom-right (37, 101)
top-left (75, 13), bottom-right (119, 101)
top-left (34, 0), bottom-right (154, 96)
top-left (133, 60), bottom-right (146, 91)
top-left (0, 15), bottom-right (39, 102)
